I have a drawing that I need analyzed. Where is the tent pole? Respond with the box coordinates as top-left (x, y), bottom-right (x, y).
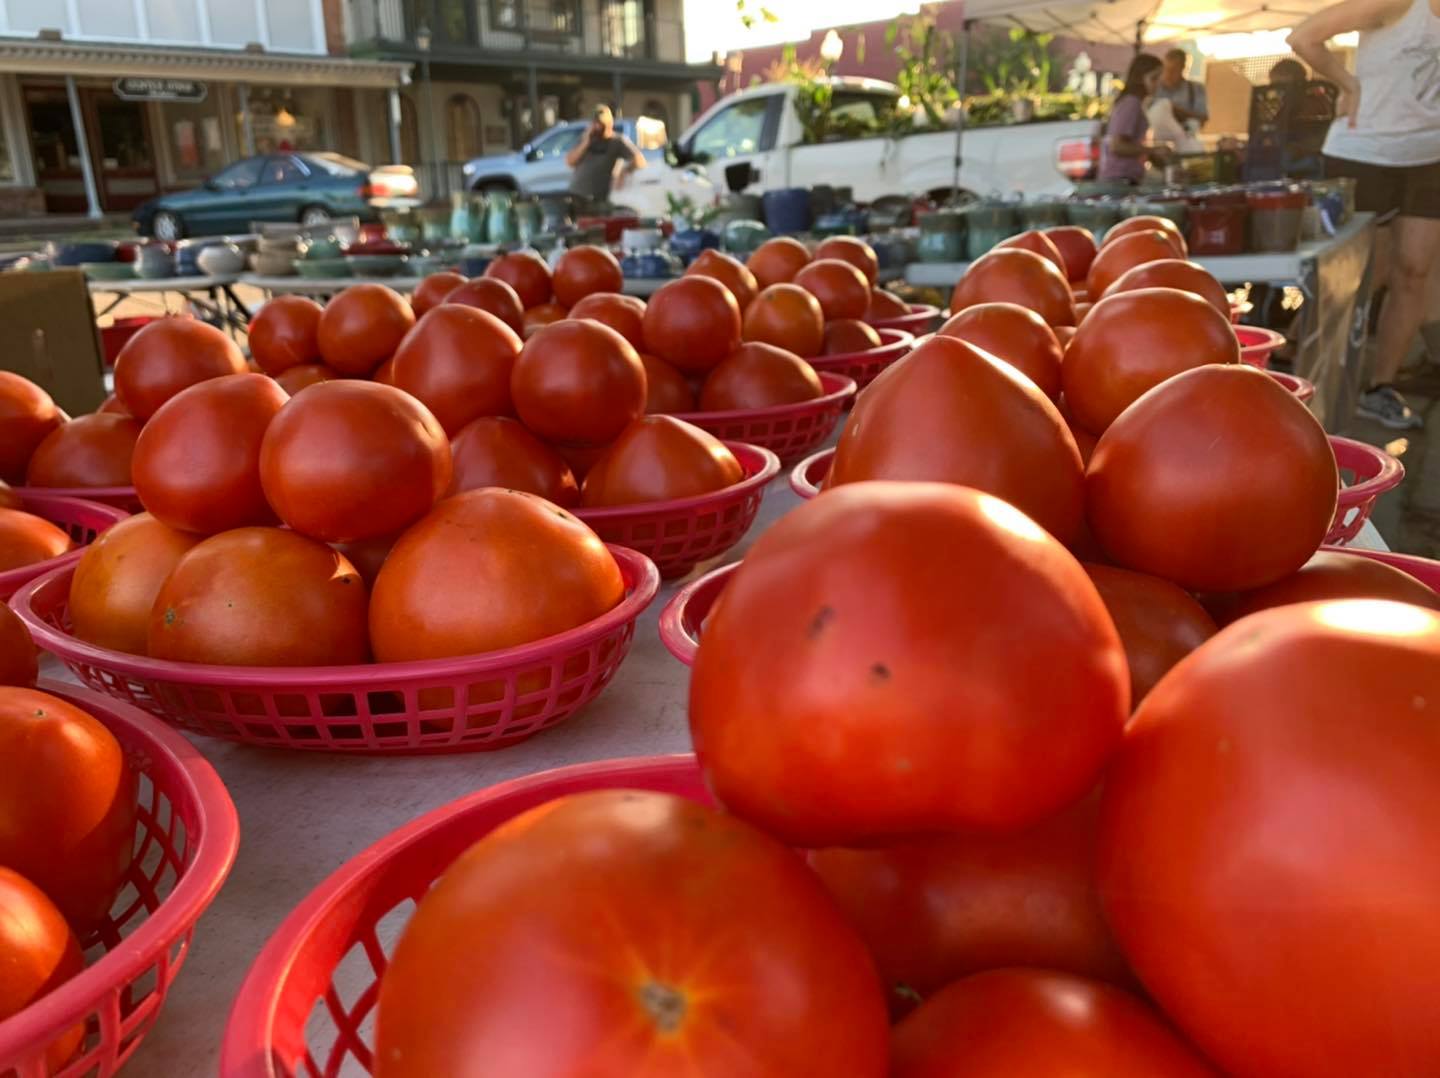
top-left (952, 20), bottom-right (972, 204)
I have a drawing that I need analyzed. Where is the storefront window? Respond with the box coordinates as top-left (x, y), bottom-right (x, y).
top-left (265, 0), bottom-right (318, 52)
top-left (77, 0), bottom-right (140, 38)
top-left (163, 97), bottom-right (228, 181)
top-left (206, 0), bottom-right (262, 47)
top-left (0, 122), bottom-right (14, 183)
top-left (245, 87), bottom-right (331, 154)
top-left (144, 0), bottom-right (203, 43)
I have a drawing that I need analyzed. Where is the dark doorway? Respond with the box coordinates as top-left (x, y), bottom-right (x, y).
top-left (23, 84), bottom-right (159, 214)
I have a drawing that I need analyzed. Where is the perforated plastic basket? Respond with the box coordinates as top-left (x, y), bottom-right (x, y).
top-left (1328, 436), bottom-right (1404, 545)
top-left (865, 303), bottom-right (940, 336)
top-left (0, 681), bottom-right (238, 1078)
top-left (11, 486), bottom-right (142, 512)
top-left (789, 447), bottom-right (833, 500)
top-left (657, 561), bottom-right (739, 666)
top-left (0, 493), bottom-right (129, 601)
top-left (669, 373), bottom-right (855, 465)
top-left (1236, 325), bottom-right (1286, 369)
top-left (806, 329), bottom-right (914, 392)
top-left (10, 547), bottom-right (659, 754)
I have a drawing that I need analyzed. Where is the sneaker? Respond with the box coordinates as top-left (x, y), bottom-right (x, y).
top-left (1356, 384), bottom-right (1424, 430)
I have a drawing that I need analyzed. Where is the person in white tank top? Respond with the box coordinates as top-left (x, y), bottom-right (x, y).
top-left (1291, 0), bottom-right (1440, 429)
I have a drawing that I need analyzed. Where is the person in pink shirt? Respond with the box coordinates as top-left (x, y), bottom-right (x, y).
top-left (1098, 54), bottom-right (1170, 183)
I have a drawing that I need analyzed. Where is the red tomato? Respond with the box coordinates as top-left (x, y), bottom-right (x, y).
top-left (822, 318), bottom-right (883, 355)
top-left (248, 294), bottom-right (322, 375)
top-left (891, 969), bottom-right (1217, 1078)
top-left (69, 512), bottom-right (201, 655)
top-left (581, 416), bottom-right (743, 506)
top-left (409, 270), bottom-right (467, 318)
top-left (1101, 258), bottom-right (1229, 319)
top-left (700, 342), bottom-right (824, 411)
top-left (113, 318), bottom-right (247, 421)
top-left (0, 602), bottom-right (37, 687)
top-left (1104, 214), bottom-right (1188, 255)
top-left (552, 245), bottom-right (624, 308)
top-left (484, 250), bottom-right (553, 309)
top-left (1059, 397), bottom-right (1097, 464)
top-left (1054, 324), bottom-right (1077, 351)
top-left (0, 481), bottom-right (18, 511)
top-left (1083, 563), bottom-right (1216, 704)
top-left (568, 292), bottom-right (646, 350)
top-left (274, 363), bottom-right (336, 395)
top-left (811, 788), bottom-right (1130, 1014)
top-left (794, 258), bottom-right (871, 321)
top-left (259, 380), bottom-right (452, 543)
top-left (866, 288), bottom-right (912, 321)
top-left (372, 355), bottom-right (396, 385)
top-left (375, 789), bottom-right (889, 1078)
top-left (521, 301), bottom-right (568, 338)
top-left (511, 319), bottom-right (646, 445)
top-left (24, 413), bottom-right (141, 488)
top-left (331, 534), bottom-right (395, 588)
top-left (149, 527), bottom-right (369, 665)
top-left (1088, 365), bottom-right (1337, 592)
top-left (0, 866), bottom-right (85, 1071)
top-left (742, 282), bottom-right (825, 358)
top-left (0, 687), bottom-right (137, 933)
top-left (950, 248), bottom-right (1076, 327)
top-left (550, 439), bottom-right (610, 481)
top-left (132, 373), bottom-right (287, 534)
top-left (828, 335), bottom-right (1085, 545)
top-left (450, 415), bottom-right (579, 506)
top-left (745, 235), bottom-right (812, 288)
top-left (683, 248), bottom-right (759, 310)
top-left (995, 229), bottom-right (1067, 276)
top-left (96, 393), bottom-right (130, 416)
top-left (0, 372), bottom-right (63, 483)
top-left (441, 276), bottom-right (525, 335)
top-left (642, 275), bottom-right (742, 373)
top-left (815, 236), bottom-right (880, 285)
top-left (1062, 287), bottom-right (1240, 435)
top-left (689, 481), bottom-right (1128, 845)
top-left (640, 353), bottom-right (696, 413)
top-left (1086, 230), bottom-right (1181, 298)
top-left (1044, 225), bottom-right (1098, 283)
top-left (0, 509), bottom-right (72, 571)
top-left (317, 283), bottom-right (416, 376)
top-left (1214, 549), bottom-right (1440, 625)
top-left (1099, 600), bottom-right (1440, 1077)
top-left (390, 305), bottom-right (521, 435)
top-left (936, 302), bottom-right (1063, 400)
top-left (369, 488), bottom-right (623, 661)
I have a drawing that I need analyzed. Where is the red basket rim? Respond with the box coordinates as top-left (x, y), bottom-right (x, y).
top-left (806, 328), bottom-right (914, 374)
top-left (0, 680), bottom-right (239, 1059)
top-left (1331, 434), bottom-right (1405, 505)
top-left (657, 561), bottom-right (740, 666)
top-left (865, 304), bottom-right (939, 331)
top-left (574, 442), bottom-right (780, 523)
top-left (667, 371), bottom-right (856, 425)
top-left (1321, 544), bottom-right (1440, 587)
top-left (0, 494), bottom-right (130, 596)
top-left (789, 447), bottom-right (834, 500)
top-left (11, 485), bottom-right (139, 502)
top-left (1268, 370), bottom-right (1316, 402)
top-left (9, 545), bottom-right (660, 689)
top-left (1236, 325), bottom-right (1285, 354)
top-left (222, 753), bottom-right (700, 1077)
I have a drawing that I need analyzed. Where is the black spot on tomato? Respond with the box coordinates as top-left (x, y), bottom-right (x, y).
top-left (807, 605), bottom-right (835, 639)
top-left (871, 662), bottom-right (891, 681)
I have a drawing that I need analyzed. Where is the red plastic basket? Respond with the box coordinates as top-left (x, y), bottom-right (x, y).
top-left (10, 546), bottom-right (660, 754)
top-left (1269, 371), bottom-right (1316, 403)
top-left (11, 485), bottom-right (143, 512)
top-left (789, 447), bottom-right (833, 500)
top-left (1327, 546), bottom-right (1440, 590)
top-left (865, 303), bottom-right (940, 336)
top-left (222, 755), bottom-right (706, 1078)
top-left (668, 373), bottom-right (855, 465)
top-left (657, 561), bottom-right (740, 666)
top-left (0, 493), bottom-right (129, 601)
top-left (1229, 302), bottom-right (1245, 325)
top-left (575, 442), bottom-right (779, 579)
top-left (0, 681), bottom-right (237, 1078)
top-left (1328, 436), bottom-right (1405, 546)
top-left (807, 329), bottom-right (914, 392)
top-left (1236, 325), bottom-right (1286, 369)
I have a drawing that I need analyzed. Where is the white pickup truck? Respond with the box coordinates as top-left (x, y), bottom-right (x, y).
top-left (671, 77), bottom-right (1100, 203)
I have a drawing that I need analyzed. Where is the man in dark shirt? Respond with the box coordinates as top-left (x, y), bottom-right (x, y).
top-left (566, 105), bottom-right (645, 210)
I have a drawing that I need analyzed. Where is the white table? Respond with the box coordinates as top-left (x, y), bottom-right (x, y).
top-left (88, 275), bottom-right (247, 338)
top-left (240, 274), bottom-right (419, 301)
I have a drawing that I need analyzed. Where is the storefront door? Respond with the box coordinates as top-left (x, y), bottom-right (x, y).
top-left (23, 83), bottom-right (159, 214)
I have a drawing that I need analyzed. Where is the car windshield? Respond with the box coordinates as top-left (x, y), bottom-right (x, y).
top-left (303, 153), bottom-right (369, 177)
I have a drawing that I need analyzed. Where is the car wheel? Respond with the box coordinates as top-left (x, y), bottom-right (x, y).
top-left (299, 205), bottom-right (332, 227)
top-left (152, 211), bottom-right (184, 242)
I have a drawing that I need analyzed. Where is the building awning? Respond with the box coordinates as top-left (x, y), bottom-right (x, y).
top-left (961, 0), bottom-right (1312, 46)
top-left (0, 37), bottom-right (412, 89)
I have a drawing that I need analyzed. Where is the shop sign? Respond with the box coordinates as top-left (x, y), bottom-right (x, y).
top-left (113, 78), bottom-right (208, 103)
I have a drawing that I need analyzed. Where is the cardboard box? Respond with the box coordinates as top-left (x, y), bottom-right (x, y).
top-left (0, 269), bottom-right (106, 416)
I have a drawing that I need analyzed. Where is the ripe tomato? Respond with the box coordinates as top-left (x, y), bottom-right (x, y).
top-left (550, 440), bottom-right (610, 481)
top-left (640, 353), bottom-right (696, 413)
top-left (1054, 324), bottom-right (1077, 351)
top-left (511, 320), bottom-right (646, 445)
top-left (891, 969), bottom-right (1217, 1078)
top-left (950, 248), bottom-right (1076, 327)
top-left (996, 229), bottom-right (1067, 276)
top-left (1214, 549), bottom-right (1440, 625)
top-left (815, 236), bottom-right (879, 285)
top-left (794, 258), bottom-right (871, 321)
top-left (450, 415), bottom-right (579, 506)
top-left (1086, 230), bottom-right (1181, 298)
top-left (689, 481), bottom-right (1128, 845)
top-left (866, 288), bottom-right (911, 321)
top-left (0, 602), bottom-right (37, 687)
top-left (1043, 225), bottom-right (1098, 282)
top-left (390, 305), bottom-right (521, 435)
top-left (441, 276), bottom-right (525, 335)
top-left (69, 512), bottom-right (200, 655)
top-left (581, 416), bottom-right (743, 506)
top-left (1089, 365), bottom-right (1336, 591)
top-left (828, 336), bottom-right (1085, 545)
top-left (0, 687), bottom-right (137, 933)
top-left (113, 318), bottom-right (247, 421)
top-left (369, 488), bottom-right (623, 661)
top-left (1083, 563), bottom-right (1216, 704)
top-left (248, 294), bottom-right (322, 375)
top-left (374, 789), bottom-right (889, 1078)
top-left (149, 527), bottom-right (369, 665)
top-left (745, 235), bottom-right (812, 288)
top-left (1099, 600), bottom-right (1440, 1077)
top-left (316, 283), bottom-right (416, 376)
top-left (684, 248), bottom-right (760, 310)
top-left (1062, 287), bottom-right (1240, 435)
top-left (274, 363), bottom-right (335, 395)
top-left (0, 372), bottom-right (62, 483)
top-left (24, 413), bottom-right (141, 488)
top-left (700, 343), bottom-right (824, 410)
top-left (1104, 214), bottom-right (1187, 255)
top-left (811, 788), bottom-right (1130, 1015)
top-left (409, 270), bottom-right (466, 318)
top-left (0, 481), bottom-right (18, 511)
top-left (742, 282), bottom-right (825, 358)
top-left (372, 356), bottom-right (397, 385)
top-left (568, 292), bottom-right (646, 350)
top-left (822, 318), bottom-right (882, 355)
top-left (259, 380), bottom-right (452, 543)
top-left (642, 276), bottom-right (742, 373)
top-left (331, 534), bottom-right (395, 588)
top-left (96, 393), bottom-right (130, 416)
top-left (1101, 258), bottom-right (1230, 319)
top-left (521, 301), bottom-right (568, 338)
top-left (552, 245), bottom-right (623, 307)
top-left (484, 250), bottom-right (553, 309)
top-left (937, 302), bottom-right (1063, 400)
top-left (0, 509), bottom-right (72, 571)
top-left (0, 866), bottom-right (85, 1070)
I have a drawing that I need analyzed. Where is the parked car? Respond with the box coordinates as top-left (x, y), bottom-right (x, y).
top-left (132, 153), bottom-right (420, 240)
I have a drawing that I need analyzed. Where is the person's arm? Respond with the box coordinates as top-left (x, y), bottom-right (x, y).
top-left (618, 135), bottom-right (646, 170)
top-left (1107, 97), bottom-right (1169, 163)
top-left (1288, 0), bottom-right (1408, 125)
top-left (1187, 82), bottom-right (1209, 124)
top-left (565, 128), bottom-right (592, 168)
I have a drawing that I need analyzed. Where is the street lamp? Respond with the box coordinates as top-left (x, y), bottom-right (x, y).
top-left (416, 21), bottom-right (441, 197)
